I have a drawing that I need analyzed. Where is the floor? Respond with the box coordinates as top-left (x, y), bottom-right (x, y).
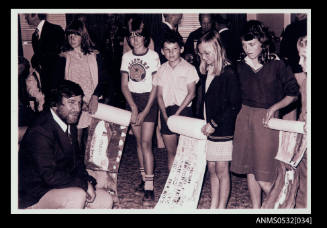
top-left (115, 134), bottom-right (253, 210)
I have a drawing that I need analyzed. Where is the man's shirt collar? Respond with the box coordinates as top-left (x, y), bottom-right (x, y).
top-left (50, 108), bottom-right (69, 134)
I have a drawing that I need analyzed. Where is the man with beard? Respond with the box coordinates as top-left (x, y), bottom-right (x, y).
top-left (18, 80), bottom-right (113, 209)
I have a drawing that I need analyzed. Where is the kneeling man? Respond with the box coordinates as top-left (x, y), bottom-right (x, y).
top-left (18, 80), bottom-right (113, 209)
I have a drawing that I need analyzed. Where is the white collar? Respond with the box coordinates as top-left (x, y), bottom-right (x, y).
top-left (218, 28), bottom-right (229, 33)
top-left (163, 21), bottom-right (174, 31)
top-left (36, 20), bottom-right (46, 37)
top-left (244, 56), bottom-right (263, 71)
top-left (50, 108), bottom-right (69, 134)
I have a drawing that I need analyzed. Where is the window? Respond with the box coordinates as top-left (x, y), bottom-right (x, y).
top-left (179, 14), bottom-right (200, 42)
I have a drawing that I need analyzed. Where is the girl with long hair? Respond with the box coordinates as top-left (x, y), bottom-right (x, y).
top-left (54, 19), bottom-right (107, 151)
top-left (197, 30), bottom-right (242, 208)
top-left (230, 20), bottom-right (300, 208)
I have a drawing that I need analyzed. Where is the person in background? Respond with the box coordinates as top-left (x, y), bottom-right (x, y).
top-left (156, 31), bottom-right (199, 171)
top-left (53, 20), bottom-right (107, 152)
top-left (18, 56), bottom-right (41, 143)
top-left (184, 14), bottom-right (214, 67)
top-left (230, 20), bottom-right (299, 208)
top-left (24, 14), bottom-right (65, 100)
top-left (184, 14), bottom-right (215, 118)
top-left (120, 20), bottom-right (160, 206)
top-left (153, 14), bottom-right (183, 64)
top-left (19, 80), bottom-right (113, 209)
top-left (100, 14), bottom-right (125, 108)
top-left (197, 30), bottom-right (242, 208)
top-left (214, 14), bottom-right (241, 64)
top-left (279, 14), bottom-right (307, 121)
top-left (280, 14), bottom-right (307, 75)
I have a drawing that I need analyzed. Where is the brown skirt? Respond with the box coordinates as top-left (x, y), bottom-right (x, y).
top-left (230, 105), bottom-right (279, 182)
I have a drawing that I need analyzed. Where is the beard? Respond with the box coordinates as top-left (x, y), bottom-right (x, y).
top-left (56, 109), bottom-right (81, 125)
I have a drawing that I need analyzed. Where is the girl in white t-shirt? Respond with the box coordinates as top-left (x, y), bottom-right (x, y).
top-left (120, 20), bottom-right (160, 206)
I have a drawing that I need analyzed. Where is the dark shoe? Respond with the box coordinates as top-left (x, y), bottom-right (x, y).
top-left (134, 181), bottom-right (145, 196)
top-left (142, 190), bottom-right (155, 206)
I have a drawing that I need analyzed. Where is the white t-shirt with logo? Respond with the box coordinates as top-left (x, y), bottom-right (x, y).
top-left (120, 49), bottom-right (160, 93)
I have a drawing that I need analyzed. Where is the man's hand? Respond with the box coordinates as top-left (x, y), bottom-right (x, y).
top-left (185, 54), bottom-right (194, 64)
top-left (86, 181), bottom-right (96, 203)
top-left (88, 95), bottom-right (99, 115)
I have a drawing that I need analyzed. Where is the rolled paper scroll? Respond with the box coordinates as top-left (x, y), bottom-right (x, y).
top-left (91, 103), bottom-right (131, 127)
top-left (267, 118), bottom-right (305, 134)
top-left (167, 115), bottom-right (207, 140)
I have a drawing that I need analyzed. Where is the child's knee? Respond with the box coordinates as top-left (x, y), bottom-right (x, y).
top-left (216, 164), bottom-right (229, 179)
top-left (141, 140), bottom-right (152, 150)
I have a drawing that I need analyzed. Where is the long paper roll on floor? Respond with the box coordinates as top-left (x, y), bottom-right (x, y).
top-left (167, 115), bottom-right (207, 140)
top-left (91, 103), bottom-right (131, 127)
top-left (156, 116), bottom-right (207, 209)
top-left (155, 135), bottom-right (207, 209)
top-left (267, 118), bottom-right (305, 134)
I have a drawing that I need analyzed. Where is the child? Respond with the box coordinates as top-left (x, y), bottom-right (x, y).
top-left (55, 20), bottom-right (106, 152)
top-left (230, 20), bottom-right (299, 208)
top-left (156, 31), bottom-right (199, 171)
top-left (294, 35), bottom-right (307, 208)
top-left (197, 31), bottom-right (242, 209)
top-left (120, 19), bottom-right (160, 206)
top-left (261, 35), bottom-right (308, 209)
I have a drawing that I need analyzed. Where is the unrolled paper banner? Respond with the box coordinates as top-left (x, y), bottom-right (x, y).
top-left (155, 116), bottom-right (207, 209)
top-left (262, 118), bottom-right (307, 208)
top-left (85, 104), bottom-right (131, 207)
top-left (267, 118), bottom-right (305, 134)
top-left (91, 103), bottom-right (131, 127)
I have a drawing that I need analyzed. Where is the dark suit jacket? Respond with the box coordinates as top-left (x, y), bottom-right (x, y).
top-left (18, 110), bottom-right (96, 209)
top-left (219, 29), bottom-right (241, 64)
top-left (152, 22), bottom-right (183, 64)
top-left (184, 27), bottom-right (205, 68)
top-left (31, 21), bottom-right (65, 96)
top-left (200, 65), bottom-right (242, 141)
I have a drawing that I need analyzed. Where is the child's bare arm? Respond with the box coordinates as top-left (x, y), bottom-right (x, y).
top-left (157, 86), bottom-right (168, 122)
top-left (121, 72), bottom-right (138, 123)
top-left (174, 81), bottom-right (196, 116)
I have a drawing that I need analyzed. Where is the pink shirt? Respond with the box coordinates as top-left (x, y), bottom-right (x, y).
top-left (156, 58), bottom-right (199, 107)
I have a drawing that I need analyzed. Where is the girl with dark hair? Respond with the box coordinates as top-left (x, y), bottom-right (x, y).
top-left (123, 15), bottom-right (155, 54)
top-left (230, 20), bottom-right (299, 208)
top-left (120, 19), bottom-right (160, 206)
top-left (54, 19), bottom-right (107, 151)
top-left (197, 30), bottom-right (242, 208)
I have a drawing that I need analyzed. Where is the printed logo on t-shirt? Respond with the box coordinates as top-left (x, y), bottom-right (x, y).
top-left (128, 58), bottom-right (150, 82)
